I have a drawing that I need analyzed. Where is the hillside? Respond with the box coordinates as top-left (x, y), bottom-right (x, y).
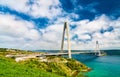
top-left (0, 48), bottom-right (91, 77)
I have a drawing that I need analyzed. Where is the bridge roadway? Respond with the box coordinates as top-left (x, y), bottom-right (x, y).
top-left (6, 51), bottom-right (99, 58)
top-left (43, 51), bottom-right (98, 56)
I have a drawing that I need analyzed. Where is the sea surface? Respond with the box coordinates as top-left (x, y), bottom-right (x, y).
top-left (72, 50), bottom-right (120, 77)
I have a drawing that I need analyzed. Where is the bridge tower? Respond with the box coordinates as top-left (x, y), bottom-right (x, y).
top-left (95, 41), bottom-right (102, 56)
top-left (61, 22), bottom-right (71, 58)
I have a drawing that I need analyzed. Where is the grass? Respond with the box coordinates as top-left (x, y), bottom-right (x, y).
top-left (0, 56), bottom-right (61, 77)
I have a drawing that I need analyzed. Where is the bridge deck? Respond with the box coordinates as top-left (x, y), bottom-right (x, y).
top-left (43, 51), bottom-right (98, 56)
top-left (6, 51), bottom-right (99, 58)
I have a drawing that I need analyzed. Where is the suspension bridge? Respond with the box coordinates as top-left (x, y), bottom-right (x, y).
top-left (42, 22), bottom-right (104, 58)
top-left (6, 22), bottom-right (104, 59)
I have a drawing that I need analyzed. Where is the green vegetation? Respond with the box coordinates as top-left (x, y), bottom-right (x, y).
top-left (0, 48), bottom-right (91, 77)
top-left (19, 56), bottom-right (90, 77)
top-left (0, 48), bottom-right (33, 56)
top-left (0, 56), bottom-right (61, 77)
top-left (66, 58), bottom-right (90, 71)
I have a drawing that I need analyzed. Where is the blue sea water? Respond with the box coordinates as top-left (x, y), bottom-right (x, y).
top-left (72, 50), bottom-right (120, 77)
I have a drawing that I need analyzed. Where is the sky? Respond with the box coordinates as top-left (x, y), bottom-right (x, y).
top-left (0, 0), bottom-right (120, 50)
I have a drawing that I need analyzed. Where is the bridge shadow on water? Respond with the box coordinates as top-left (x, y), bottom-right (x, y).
top-left (72, 54), bottom-right (98, 63)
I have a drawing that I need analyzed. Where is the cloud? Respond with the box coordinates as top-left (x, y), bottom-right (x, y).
top-left (0, 0), bottom-right (62, 19)
top-left (0, 0), bottom-right (120, 50)
top-left (0, 13), bottom-right (120, 50)
top-left (70, 14), bottom-right (120, 50)
top-left (39, 23), bottom-right (63, 49)
top-left (74, 2), bottom-right (98, 13)
top-left (0, 0), bottom-right (29, 13)
top-left (0, 13), bottom-right (65, 50)
top-left (0, 13), bottom-right (41, 49)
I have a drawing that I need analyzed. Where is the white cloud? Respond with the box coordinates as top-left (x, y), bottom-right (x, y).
top-left (38, 23), bottom-right (64, 49)
top-left (78, 34), bottom-right (91, 40)
top-left (0, 13), bottom-right (120, 50)
top-left (0, 14), bottom-right (39, 39)
top-left (0, 0), bottom-right (62, 19)
top-left (0, 0), bottom-right (120, 50)
top-left (69, 14), bottom-right (120, 50)
top-left (29, 0), bottom-right (62, 18)
top-left (0, 0), bottom-right (29, 12)
top-left (0, 13), bottom-right (41, 49)
top-left (71, 15), bottom-right (111, 35)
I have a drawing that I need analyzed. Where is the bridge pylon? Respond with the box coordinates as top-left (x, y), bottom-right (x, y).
top-left (61, 22), bottom-right (71, 58)
top-left (94, 41), bottom-right (102, 56)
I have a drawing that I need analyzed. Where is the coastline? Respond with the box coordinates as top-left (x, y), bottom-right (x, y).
top-left (0, 48), bottom-right (91, 77)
